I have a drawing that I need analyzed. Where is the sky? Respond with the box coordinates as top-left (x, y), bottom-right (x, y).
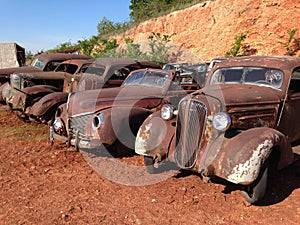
top-left (0, 0), bottom-right (131, 53)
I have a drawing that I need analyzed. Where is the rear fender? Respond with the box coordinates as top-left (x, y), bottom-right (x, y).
top-left (211, 127), bottom-right (293, 185)
top-left (135, 111), bottom-right (176, 160)
top-left (30, 92), bottom-right (69, 117)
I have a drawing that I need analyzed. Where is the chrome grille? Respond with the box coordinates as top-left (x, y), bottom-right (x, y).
top-left (174, 99), bottom-right (207, 168)
top-left (10, 74), bottom-right (22, 97)
top-left (69, 113), bottom-right (92, 140)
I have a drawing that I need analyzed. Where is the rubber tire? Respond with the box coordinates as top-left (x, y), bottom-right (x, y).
top-left (241, 162), bottom-right (268, 204)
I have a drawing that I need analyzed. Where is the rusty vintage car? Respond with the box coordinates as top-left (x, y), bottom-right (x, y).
top-left (49, 67), bottom-right (202, 153)
top-left (15, 58), bottom-right (162, 123)
top-left (135, 56), bottom-right (300, 204)
top-left (0, 53), bottom-right (91, 102)
top-left (3, 58), bottom-right (92, 106)
top-left (7, 59), bottom-right (93, 122)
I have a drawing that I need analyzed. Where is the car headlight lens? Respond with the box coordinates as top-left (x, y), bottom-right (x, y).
top-left (212, 112), bottom-right (231, 131)
top-left (161, 104), bottom-right (174, 120)
top-left (53, 118), bottom-right (65, 135)
top-left (92, 113), bottom-right (104, 130)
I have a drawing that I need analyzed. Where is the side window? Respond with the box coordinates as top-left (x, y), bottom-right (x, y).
top-left (45, 61), bottom-right (62, 71)
top-left (289, 68), bottom-right (300, 94)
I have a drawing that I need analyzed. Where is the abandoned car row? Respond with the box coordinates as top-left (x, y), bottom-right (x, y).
top-left (1, 53), bottom-right (300, 204)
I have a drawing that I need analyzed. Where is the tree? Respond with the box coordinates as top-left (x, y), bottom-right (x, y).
top-left (278, 28), bottom-right (300, 56)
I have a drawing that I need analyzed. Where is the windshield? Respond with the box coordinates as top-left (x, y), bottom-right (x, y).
top-left (210, 66), bottom-right (284, 89)
top-left (123, 70), bottom-right (169, 88)
top-left (32, 58), bottom-right (46, 69)
top-left (55, 64), bottom-right (78, 74)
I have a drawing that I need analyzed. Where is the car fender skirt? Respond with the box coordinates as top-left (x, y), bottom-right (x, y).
top-left (135, 111), bottom-right (175, 158)
top-left (211, 127), bottom-right (293, 185)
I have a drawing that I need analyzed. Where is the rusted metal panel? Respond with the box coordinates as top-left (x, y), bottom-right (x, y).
top-left (135, 111), bottom-right (176, 159)
top-left (30, 92), bottom-right (69, 117)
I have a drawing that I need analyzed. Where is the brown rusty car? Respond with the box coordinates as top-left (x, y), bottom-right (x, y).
top-left (50, 67), bottom-right (202, 153)
top-left (21, 58), bottom-right (162, 123)
top-left (135, 55), bottom-right (300, 204)
top-left (7, 59), bottom-right (92, 121)
top-left (0, 53), bottom-right (91, 102)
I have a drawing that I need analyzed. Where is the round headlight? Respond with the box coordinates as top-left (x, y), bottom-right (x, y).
top-left (53, 118), bottom-right (65, 134)
top-left (161, 104), bottom-right (174, 120)
top-left (92, 113), bottom-right (104, 130)
top-left (212, 112), bottom-right (231, 131)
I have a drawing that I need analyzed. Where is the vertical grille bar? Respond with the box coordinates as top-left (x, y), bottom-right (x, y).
top-left (69, 113), bottom-right (92, 140)
top-left (175, 99), bottom-right (207, 168)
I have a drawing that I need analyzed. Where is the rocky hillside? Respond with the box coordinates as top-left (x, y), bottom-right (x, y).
top-left (114, 0), bottom-right (300, 61)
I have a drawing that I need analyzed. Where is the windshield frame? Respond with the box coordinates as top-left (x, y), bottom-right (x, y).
top-left (123, 70), bottom-right (170, 88)
top-left (32, 58), bottom-right (46, 69)
top-left (209, 66), bottom-right (284, 89)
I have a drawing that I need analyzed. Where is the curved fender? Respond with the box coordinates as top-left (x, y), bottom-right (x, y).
top-left (211, 127), bottom-right (293, 185)
top-left (85, 106), bottom-right (153, 147)
top-left (0, 82), bottom-right (10, 103)
top-left (11, 85), bottom-right (59, 109)
top-left (135, 110), bottom-right (176, 159)
top-left (30, 92), bottom-right (69, 117)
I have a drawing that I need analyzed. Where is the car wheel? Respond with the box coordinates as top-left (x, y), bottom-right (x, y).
top-left (15, 111), bottom-right (30, 123)
top-left (241, 161), bottom-right (268, 204)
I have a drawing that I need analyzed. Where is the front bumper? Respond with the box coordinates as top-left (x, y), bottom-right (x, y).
top-left (50, 125), bottom-right (101, 150)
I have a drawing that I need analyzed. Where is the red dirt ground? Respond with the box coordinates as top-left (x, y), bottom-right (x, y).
top-left (1, 105), bottom-right (300, 225)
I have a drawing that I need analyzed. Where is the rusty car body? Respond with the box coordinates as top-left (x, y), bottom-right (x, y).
top-left (49, 67), bottom-right (201, 153)
top-left (4, 58), bottom-right (92, 105)
top-left (0, 53), bottom-right (91, 103)
top-left (135, 55), bottom-right (300, 203)
top-left (16, 58), bottom-right (162, 123)
top-left (7, 59), bottom-right (92, 122)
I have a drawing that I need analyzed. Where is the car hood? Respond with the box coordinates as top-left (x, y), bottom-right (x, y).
top-left (0, 66), bottom-right (42, 77)
top-left (69, 85), bottom-right (165, 116)
top-left (193, 83), bottom-right (283, 107)
top-left (15, 71), bottom-right (67, 80)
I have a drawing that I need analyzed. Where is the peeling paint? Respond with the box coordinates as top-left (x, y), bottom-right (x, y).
top-left (135, 123), bottom-right (152, 155)
top-left (227, 139), bottom-right (273, 184)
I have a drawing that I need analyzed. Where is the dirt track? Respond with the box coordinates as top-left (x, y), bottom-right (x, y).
top-left (1, 106), bottom-right (300, 224)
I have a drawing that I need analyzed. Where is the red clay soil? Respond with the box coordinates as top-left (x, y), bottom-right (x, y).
top-left (114, 0), bottom-right (300, 62)
top-left (1, 106), bottom-right (300, 225)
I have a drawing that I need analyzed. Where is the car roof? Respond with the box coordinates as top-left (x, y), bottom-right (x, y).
top-left (92, 57), bottom-right (161, 67)
top-left (35, 53), bottom-right (91, 61)
top-left (213, 56), bottom-right (300, 71)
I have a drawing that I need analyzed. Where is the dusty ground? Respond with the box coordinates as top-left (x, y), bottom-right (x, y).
top-left (1, 105), bottom-right (300, 225)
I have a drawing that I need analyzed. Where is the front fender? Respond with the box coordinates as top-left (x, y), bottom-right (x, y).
top-left (0, 82), bottom-right (10, 103)
top-left (135, 111), bottom-right (176, 159)
top-left (85, 106), bottom-right (152, 147)
top-left (210, 127), bottom-right (293, 185)
top-left (30, 92), bottom-right (69, 117)
top-left (11, 85), bottom-right (59, 110)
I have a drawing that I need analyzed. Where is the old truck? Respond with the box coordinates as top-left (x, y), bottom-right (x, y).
top-left (135, 55), bottom-right (300, 204)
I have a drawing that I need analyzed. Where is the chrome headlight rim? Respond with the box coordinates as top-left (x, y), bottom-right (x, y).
top-left (212, 112), bottom-right (231, 132)
top-left (92, 113), bottom-right (104, 130)
top-left (161, 104), bottom-right (174, 121)
top-left (53, 118), bottom-right (65, 134)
